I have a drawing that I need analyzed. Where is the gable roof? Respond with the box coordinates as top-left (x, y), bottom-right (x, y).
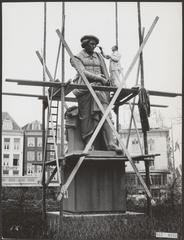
top-left (22, 120), bottom-right (42, 130)
top-left (2, 112), bottom-right (21, 130)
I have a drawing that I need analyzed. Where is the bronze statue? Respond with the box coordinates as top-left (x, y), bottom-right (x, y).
top-left (70, 35), bottom-right (122, 153)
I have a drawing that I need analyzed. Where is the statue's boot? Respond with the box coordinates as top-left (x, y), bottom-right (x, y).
top-left (102, 121), bottom-right (123, 155)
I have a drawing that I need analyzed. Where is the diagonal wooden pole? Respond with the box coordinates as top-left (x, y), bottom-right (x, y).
top-left (36, 51), bottom-right (54, 81)
top-left (36, 51), bottom-right (69, 111)
top-left (56, 16), bottom-right (159, 201)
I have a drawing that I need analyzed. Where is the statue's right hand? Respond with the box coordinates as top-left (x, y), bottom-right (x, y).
top-left (100, 77), bottom-right (108, 85)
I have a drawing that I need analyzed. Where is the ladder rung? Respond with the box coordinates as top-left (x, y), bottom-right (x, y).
top-left (47, 142), bottom-right (54, 145)
top-left (49, 120), bottom-right (57, 123)
top-left (51, 113), bottom-right (58, 116)
top-left (48, 127), bottom-right (57, 130)
top-left (51, 106), bottom-right (58, 108)
top-left (47, 149), bottom-right (55, 152)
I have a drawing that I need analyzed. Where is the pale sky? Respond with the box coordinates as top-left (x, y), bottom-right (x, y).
top-left (2, 2), bottom-right (182, 160)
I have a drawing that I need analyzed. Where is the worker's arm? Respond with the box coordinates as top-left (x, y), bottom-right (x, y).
top-left (98, 46), bottom-right (111, 60)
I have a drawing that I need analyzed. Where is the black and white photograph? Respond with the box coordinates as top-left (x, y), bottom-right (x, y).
top-left (1, 2), bottom-right (182, 239)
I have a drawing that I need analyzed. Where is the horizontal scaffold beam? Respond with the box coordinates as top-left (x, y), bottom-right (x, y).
top-left (148, 90), bottom-right (182, 97)
top-left (5, 79), bottom-right (182, 97)
top-left (2, 92), bottom-right (169, 108)
top-left (2, 92), bottom-right (77, 102)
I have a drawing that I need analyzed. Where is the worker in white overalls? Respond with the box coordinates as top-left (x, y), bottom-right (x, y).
top-left (99, 45), bottom-right (124, 88)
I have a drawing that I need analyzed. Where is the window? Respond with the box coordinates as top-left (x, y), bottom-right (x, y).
top-left (3, 119), bottom-right (13, 130)
top-left (27, 137), bottom-right (35, 147)
top-left (36, 166), bottom-right (42, 175)
top-left (151, 175), bottom-right (162, 186)
top-left (3, 154), bottom-right (10, 166)
top-left (162, 174), bottom-right (167, 185)
top-left (37, 151), bottom-right (42, 161)
top-left (27, 151), bottom-right (35, 161)
top-left (132, 138), bottom-right (139, 153)
top-left (2, 154), bottom-right (10, 170)
top-left (148, 138), bottom-right (155, 151)
top-left (13, 170), bottom-right (19, 175)
top-left (3, 160), bottom-right (9, 166)
top-left (37, 137), bottom-right (42, 147)
top-left (3, 170), bottom-right (9, 175)
top-left (132, 139), bottom-right (138, 145)
top-left (126, 174), bottom-right (136, 186)
top-left (27, 163), bottom-right (34, 175)
top-left (150, 160), bottom-right (155, 167)
top-left (13, 154), bottom-right (19, 166)
top-left (32, 122), bottom-right (41, 130)
top-left (14, 138), bottom-right (20, 150)
top-left (4, 138), bottom-right (10, 150)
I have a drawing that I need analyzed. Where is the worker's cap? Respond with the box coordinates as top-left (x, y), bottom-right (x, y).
top-left (80, 35), bottom-right (99, 45)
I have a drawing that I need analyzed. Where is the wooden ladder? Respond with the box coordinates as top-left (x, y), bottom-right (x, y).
top-left (42, 86), bottom-right (61, 185)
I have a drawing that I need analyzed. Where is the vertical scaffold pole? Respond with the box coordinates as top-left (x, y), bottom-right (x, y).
top-left (0, 3), bottom-right (2, 228)
top-left (137, 2), bottom-right (151, 217)
top-left (115, 2), bottom-right (120, 135)
top-left (115, 2), bottom-right (118, 47)
top-left (0, 4), bottom-right (2, 239)
top-left (42, 1), bottom-right (47, 227)
top-left (0, 30), bottom-right (2, 238)
top-left (59, 2), bottom-right (65, 239)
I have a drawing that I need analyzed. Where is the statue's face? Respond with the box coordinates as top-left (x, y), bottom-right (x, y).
top-left (85, 40), bottom-right (97, 54)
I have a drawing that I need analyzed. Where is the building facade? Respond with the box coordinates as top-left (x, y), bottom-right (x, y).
top-left (22, 121), bottom-right (63, 182)
top-left (119, 128), bottom-right (171, 198)
top-left (2, 112), bottom-right (24, 176)
top-left (22, 120), bottom-right (43, 176)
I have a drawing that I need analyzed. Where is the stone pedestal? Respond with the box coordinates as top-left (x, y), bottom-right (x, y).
top-left (63, 157), bottom-right (126, 213)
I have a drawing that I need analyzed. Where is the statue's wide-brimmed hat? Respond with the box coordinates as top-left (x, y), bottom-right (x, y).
top-left (80, 35), bottom-right (99, 44)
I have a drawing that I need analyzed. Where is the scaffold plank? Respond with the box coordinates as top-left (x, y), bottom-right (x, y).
top-left (2, 92), bottom-right (168, 108)
top-left (32, 152), bottom-right (160, 166)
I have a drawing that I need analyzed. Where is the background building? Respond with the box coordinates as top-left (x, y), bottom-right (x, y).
top-left (2, 112), bottom-right (24, 176)
top-left (22, 121), bottom-right (63, 182)
top-left (1, 112), bottom-right (175, 196)
top-left (22, 120), bottom-right (43, 177)
top-left (119, 127), bottom-right (172, 198)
